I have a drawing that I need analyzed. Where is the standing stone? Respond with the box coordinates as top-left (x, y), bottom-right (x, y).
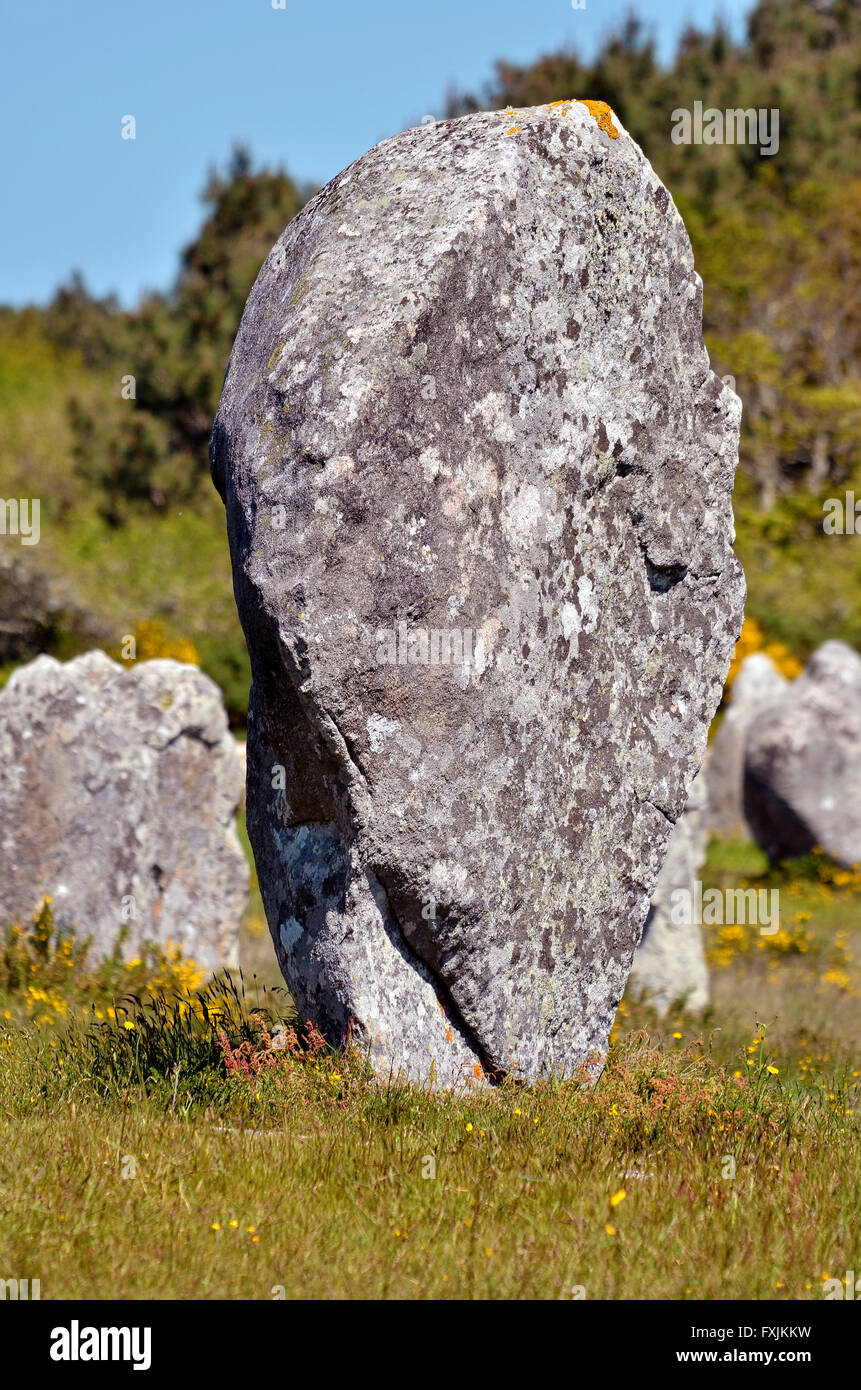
top-left (0, 651), bottom-right (248, 969)
top-left (705, 652), bottom-right (788, 836)
top-left (629, 770), bottom-right (710, 1016)
top-left (744, 640), bottom-right (861, 866)
top-left (212, 100), bottom-right (745, 1084)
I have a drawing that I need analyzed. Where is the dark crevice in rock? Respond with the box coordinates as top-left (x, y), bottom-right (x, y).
top-left (162, 726), bottom-right (222, 752)
top-left (638, 795), bottom-right (676, 828)
top-left (324, 707), bottom-right (370, 796)
top-left (644, 557), bottom-right (688, 593)
top-left (274, 629), bottom-right (370, 808)
top-left (369, 869), bottom-right (502, 1084)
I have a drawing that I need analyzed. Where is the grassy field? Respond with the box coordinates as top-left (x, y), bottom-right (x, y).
top-left (0, 838), bottom-right (857, 1301)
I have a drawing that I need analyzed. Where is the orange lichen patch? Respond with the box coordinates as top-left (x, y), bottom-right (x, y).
top-left (575, 99), bottom-right (620, 139)
top-left (504, 97), bottom-right (619, 139)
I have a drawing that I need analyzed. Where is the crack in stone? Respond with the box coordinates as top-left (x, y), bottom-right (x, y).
top-left (369, 868), bottom-right (500, 1084)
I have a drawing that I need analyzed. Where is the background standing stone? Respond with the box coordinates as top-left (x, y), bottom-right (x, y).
top-left (629, 770), bottom-right (710, 1016)
top-left (705, 652), bottom-right (788, 837)
top-left (0, 650), bottom-right (248, 969)
top-left (744, 640), bottom-right (861, 866)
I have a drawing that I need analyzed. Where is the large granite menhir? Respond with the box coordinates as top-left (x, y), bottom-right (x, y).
top-left (212, 100), bottom-right (745, 1084)
top-left (0, 651), bottom-right (248, 969)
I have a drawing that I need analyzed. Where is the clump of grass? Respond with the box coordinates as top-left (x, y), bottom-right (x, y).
top-left (0, 898), bottom-right (217, 1028)
top-left (22, 970), bottom-right (309, 1111)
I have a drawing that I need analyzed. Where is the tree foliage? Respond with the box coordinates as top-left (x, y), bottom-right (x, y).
top-left (449, 0), bottom-right (861, 506)
top-left (52, 147), bottom-right (313, 521)
top-left (46, 2), bottom-right (861, 518)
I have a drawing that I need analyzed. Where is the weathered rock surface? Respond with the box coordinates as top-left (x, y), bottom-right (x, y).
top-left (744, 640), bottom-right (861, 866)
top-left (629, 770), bottom-right (710, 1015)
top-left (0, 651), bottom-right (248, 967)
top-left (212, 100), bottom-right (745, 1083)
top-left (705, 653), bottom-right (788, 836)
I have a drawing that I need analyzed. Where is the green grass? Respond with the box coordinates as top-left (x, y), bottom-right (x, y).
top-left (0, 842), bottom-right (857, 1300)
top-left (0, 313), bottom-right (251, 719)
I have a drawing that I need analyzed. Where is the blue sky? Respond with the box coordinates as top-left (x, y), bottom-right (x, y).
top-left (2, 0), bottom-right (753, 308)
